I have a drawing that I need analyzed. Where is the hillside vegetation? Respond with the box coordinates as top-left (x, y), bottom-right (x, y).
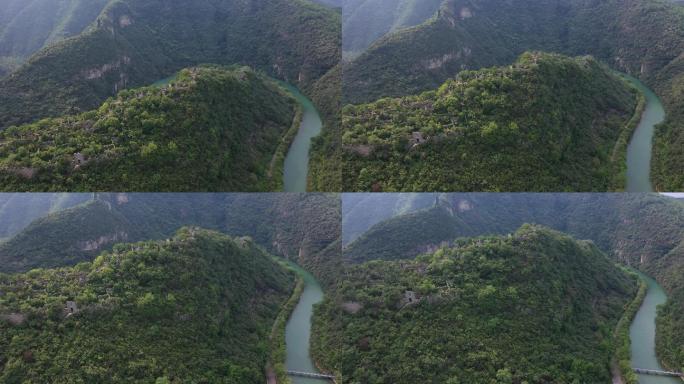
top-left (0, 228), bottom-right (295, 383)
top-left (343, 0), bottom-right (684, 189)
top-left (0, 66), bottom-right (298, 191)
top-left (0, 193), bottom-right (341, 283)
top-left (343, 0), bottom-right (442, 56)
top-left (0, 193), bottom-right (91, 240)
top-left (315, 225), bottom-right (637, 383)
top-left (0, 0), bottom-right (109, 77)
top-left (342, 193), bottom-right (684, 372)
top-left (343, 53), bottom-right (638, 191)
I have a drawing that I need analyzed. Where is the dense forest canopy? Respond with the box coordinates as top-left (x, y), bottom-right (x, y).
top-left (0, 228), bottom-right (295, 383)
top-left (0, 66), bottom-right (298, 191)
top-left (314, 225), bottom-right (637, 383)
top-left (343, 53), bottom-right (639, 191)
top-left (0, 0), bottom-right (342, 191)
top-left (343, 0), bottom-right (684, 190)
top-left (341, 193), bottom-right (684, 373)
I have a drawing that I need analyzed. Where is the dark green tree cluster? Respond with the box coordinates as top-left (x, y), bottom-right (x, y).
top-left (0, 66), bottom-right (299, 191)
top-left (343, 53), bottom-right (638, 191)
top-left (314, 225), bottom-right (637, 383)
top-left (0, 228), bottom-right (295, 383)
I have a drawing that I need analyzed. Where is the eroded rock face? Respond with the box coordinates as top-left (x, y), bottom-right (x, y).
top-left (82, 56), bottom-right (131, 80)
top-left (341, 301), bottom-right (363, 314)
top-left (79, 231), bottom-right (128, 251)
top-left (119, 15), bottom-right (133, 28)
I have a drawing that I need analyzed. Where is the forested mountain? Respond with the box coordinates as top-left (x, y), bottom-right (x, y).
top-left (0, 193), bottom-right (90, 240)
top-left (0, 193), bottom-right (341, 283)
top-left (314, 225), bottom-right (637, 383)
top-left (0, 0), bottom-right (109, 77)
top-left (343, 0), bottom-right (684, 189)
top-left (0, 0), bottom-right (341, 191)
top-left (342, 193), bottom-right (437, 244)
top-left (0, 228), bottom-right (295, 383)
top-left (343, 53), bottom-right (639, 191)
top-left (0, 66), bottom-right (298, 191)
top-left (342, 193), bottom-right (684, 373)
top-left (343, 0), bottom-right (442, 56)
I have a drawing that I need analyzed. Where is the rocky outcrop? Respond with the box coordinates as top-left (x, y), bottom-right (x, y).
top-left (78, 231), bottom-right (128, 251)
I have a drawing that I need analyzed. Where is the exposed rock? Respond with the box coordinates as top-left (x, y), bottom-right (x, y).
top-left (119, 15), bottom-right (132, 28)
top-left (457, 199), bottom-right (472, 212)
top-left (423, 52), bottom-right (461, 70)
top-left (341, 301), bottom-right (363, 314)
top-left (64, 301), bottom-right (79, 317)
top-left (460, 7), bottom-right (473, 19)
top-left (116, 193), bottom-right (129, 204)
top-left (8, 167), bottom-right (37, 179)
top-left (78, 231), bottom-right (128, 251)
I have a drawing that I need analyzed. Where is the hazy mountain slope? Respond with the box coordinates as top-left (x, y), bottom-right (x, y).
top-left (0, 0), bottom-right (340, 130)
top-left (0, 193), bottom-right (91, 240)
top-left (0, 0), bottom-right (110, 77)
top-left (343, 53), bottom-right (639, 191)
top-left (0, 193), bottom-right (340, 278)
top-left (314, 225), bottom-right (637, 382)
top-left (0, 66), bottom-right (297, 191)
top-left (341, 193), bottom-right (438, 244)
top-left (342, 0), bottom-right (442, 56)
top-left (0, 228), bottom-right (294, 383)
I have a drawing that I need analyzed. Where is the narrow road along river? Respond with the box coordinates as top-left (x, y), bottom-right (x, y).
top-left (281, 85), bottom-right (323, 193)
top-left (623, 75), bottom-right (666, 192)
top-left (285, 263), bottom-right (328, 384)
top-left (630, 272), bottom-right (681, 383)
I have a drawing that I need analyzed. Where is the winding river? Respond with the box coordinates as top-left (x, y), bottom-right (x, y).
top-left (281, 84), bottom-right (323, 193)
top-left (623, 75), bottom-right (666, 192)
top-left (630, 272), bottom-right (681, 383)
top-left (284, 263), bottom-right (328, 384)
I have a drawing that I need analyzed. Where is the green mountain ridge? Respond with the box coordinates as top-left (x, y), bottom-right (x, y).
top-left (343, 52), bottom-right (639, 191)
top-left (315, 225), bottom-right (637, 382)
top-left (0, 66), bottom-right (298, 191)
top-left (342, 193), bottom-right (684, 372)
top-left (0, 193), bottom-right (341, 283)
top-left (0, 227), bottom-right (295, 383)
top-left (343, 0), bottom-right (684, 189)
top-left (0, 0), bottom-right (109, 77)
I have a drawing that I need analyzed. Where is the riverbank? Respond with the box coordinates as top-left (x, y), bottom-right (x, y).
top-left (621, 74), bottom-right (666, 192)
top-left (613, 271), bottom-right (648, 384)
top-left (629, 272), bottom-right (682, 384)
top-left (268, 276), bottom-right (305, 384)
top-left (281, 84), bottom-right (323, 192)
top-left (611, 79), bottom-right (646, 190)
top-left (268, 105), bottom-right (304, 191)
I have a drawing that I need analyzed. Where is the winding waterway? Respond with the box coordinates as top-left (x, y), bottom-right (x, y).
top-left (623, 75), bottom-right (666, 192)
top-left (284, 263), bottom-right (328, 384)
top-left (281, 84), bottom-right (323, 192)
top-left (630, 272), bottom-right (681, 384)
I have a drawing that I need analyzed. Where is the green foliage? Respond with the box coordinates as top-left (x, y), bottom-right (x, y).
top-left (0, 66), bottom-right (299, 191)
top-left (0, 228), bottom-right (295, 383)
top-left (343, 53), bottom-right (638, 191)
top-left (343, 0), bottom-right (684, 190)
top-left (342, 193), bottom-right (684, 372)
top-left (314, 225), bottom-right (637, 383)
